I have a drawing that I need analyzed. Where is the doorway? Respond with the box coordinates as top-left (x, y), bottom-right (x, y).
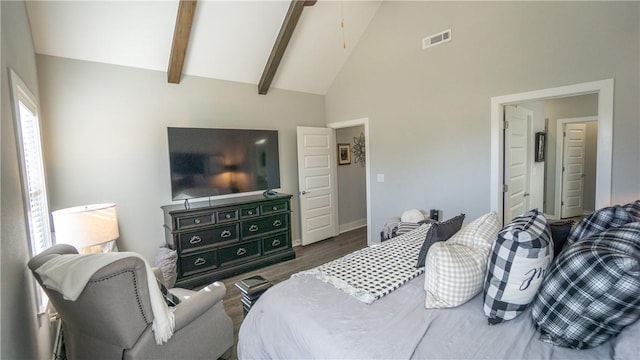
top-left (296, 119), bottom-right (372, 246)
top-left (490, 79), bottom-right (613, 224)
top-left (328, 118), bottom-right (372, 244)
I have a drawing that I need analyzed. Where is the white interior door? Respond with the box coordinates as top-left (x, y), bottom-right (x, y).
top-left (503, 105), bottom-right (532, 223)
top-left (561, 123), bottom-right (586, 218)
top-left (296, 127), bottom-right (339, 246)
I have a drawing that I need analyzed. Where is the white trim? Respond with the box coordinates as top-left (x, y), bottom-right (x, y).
top-left (490, 79), bottom-right (613, 223)
top-left (327, 118), bottom-right (372, 245)
top-left (554, 116), bottom-right (598, 220)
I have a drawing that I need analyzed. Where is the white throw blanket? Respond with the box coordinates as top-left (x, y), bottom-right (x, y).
top-left (35, 252), bottom-right (175, 345)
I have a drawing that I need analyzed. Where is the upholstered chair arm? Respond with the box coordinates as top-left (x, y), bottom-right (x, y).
top-left (172, 282), bottom-right (227, 330)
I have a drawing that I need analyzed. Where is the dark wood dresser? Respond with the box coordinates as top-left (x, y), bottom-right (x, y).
top-left (161, 193), bottom-right (295, 288)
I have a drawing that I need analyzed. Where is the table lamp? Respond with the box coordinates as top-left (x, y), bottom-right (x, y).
top-left (52, 203), bottom-right (119, 253)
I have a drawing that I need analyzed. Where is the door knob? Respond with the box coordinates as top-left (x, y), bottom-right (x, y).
top-left (300, 190), bottom-right (311, 195)
top-left (523, 192), bottom-right (530, 197)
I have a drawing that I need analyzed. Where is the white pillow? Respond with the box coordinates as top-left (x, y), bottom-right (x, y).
top-left (401, 209), bottom-right (425, 223)
top-left (424, 212), bottom-right (500, 309)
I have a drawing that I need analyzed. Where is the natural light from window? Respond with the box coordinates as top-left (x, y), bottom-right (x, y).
top-left (9, 69), bottom-right (53, 314)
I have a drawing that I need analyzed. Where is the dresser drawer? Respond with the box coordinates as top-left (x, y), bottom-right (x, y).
top-left (261, 201), bottom-right (288, 215)
top-left (216, 209), bottom-right (239, 223)
top-left (180, 250), bottom-right (217, 276)
top-left (262, 232), bottom-right (290, 254)
top-left (240, 206), bottom-right (260, 218)
top-left (176, 212), bottom-right (214, 229)
top-left (241, 213), bottom-right (288, 238)
top-left (177, 224), bottom-right (239, 252)
top-left (219, 240), bottom-right (261, 266)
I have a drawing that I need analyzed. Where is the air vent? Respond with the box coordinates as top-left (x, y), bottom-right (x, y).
top-left (422, 29), bottom-right (452, 49)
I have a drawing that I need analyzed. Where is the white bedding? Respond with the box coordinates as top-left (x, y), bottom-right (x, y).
top-left (237, 273), bottom-right (615, 359)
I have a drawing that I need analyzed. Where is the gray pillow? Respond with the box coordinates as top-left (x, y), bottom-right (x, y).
top-left (155, 247), bottom-right (178, 288)
top-left (416, 213), bottom-right (465, 268)
top-left (548, 220), bottom-right (574, 257)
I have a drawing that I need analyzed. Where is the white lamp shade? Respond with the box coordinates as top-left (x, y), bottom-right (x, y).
top-left (52, 203), bottom-right (119, 250)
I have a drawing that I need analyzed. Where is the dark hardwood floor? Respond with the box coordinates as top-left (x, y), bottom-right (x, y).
top-left (218, 226), bottom-right (367, 359)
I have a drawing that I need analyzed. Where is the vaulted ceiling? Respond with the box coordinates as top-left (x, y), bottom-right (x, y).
top-left (26, 0), bottom-right (382, 95)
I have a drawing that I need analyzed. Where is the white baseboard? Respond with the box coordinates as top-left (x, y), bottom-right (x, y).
top-left (339, 218), bottom-right (367, 234)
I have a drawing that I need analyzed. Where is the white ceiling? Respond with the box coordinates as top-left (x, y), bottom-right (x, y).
top-left (26, 0), bottom-right (382, 95)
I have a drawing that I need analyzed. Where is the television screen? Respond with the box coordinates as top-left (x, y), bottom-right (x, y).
top-left (167, 127), bottom-right (280, 200)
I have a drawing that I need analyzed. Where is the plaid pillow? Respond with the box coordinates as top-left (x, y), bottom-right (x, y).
top-left (424, 212), bottom-right (500, 309)
top-left (415, 213), bottom-right (465, 268)
top-left (483, 209), bottom-right (552, 324)
top-left (157, 280), bottom-right (181, 307)
top-left (531, 222), bottom-right (640, 349)
top-left (623, 200), bottom-right (640, 221)
top-left (567, 205), bottom-right (634, 244)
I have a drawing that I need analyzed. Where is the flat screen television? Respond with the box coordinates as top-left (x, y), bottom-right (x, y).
top-left (167, 127), bottom-right (281, 200)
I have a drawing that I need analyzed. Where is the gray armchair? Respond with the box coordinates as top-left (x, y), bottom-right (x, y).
top-left (28, 244), bottom-right (234, 360)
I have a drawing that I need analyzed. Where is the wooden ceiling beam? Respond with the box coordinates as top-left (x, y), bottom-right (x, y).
top-left (258, 0), bottom-right (317, 95)
top-left (167, 0), bottom-right (197, 84)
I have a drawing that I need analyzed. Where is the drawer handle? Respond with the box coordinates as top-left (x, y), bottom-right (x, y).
top-left (272, 206), bottom-right (278, 211)
top-left (271, 239), bottom-right (281, 247)
top-left (247, 210), bottom-right (253, 215)
top-left (194, 257), bottom-right (206, 266)
top-left (194, 218), bottom-right (201, 224)
top-left (273, 220), bottom-right (282, 227)
top-left (189, 235), bottom-right (202, 244)
top-left (221, 230), bottom-right (232, 238)
top-left (225, 213), bottom-right (232, 219)
top-left (237, 247), bottom-right (247, 256)
top-left (249, 225), bottom-right (259, 232)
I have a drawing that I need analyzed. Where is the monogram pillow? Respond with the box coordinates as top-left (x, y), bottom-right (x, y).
top-left (483, 209), bottom-right (552, 324)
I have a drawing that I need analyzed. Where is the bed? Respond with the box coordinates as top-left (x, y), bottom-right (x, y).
top-left (237, 208), bottom-right (640, 360)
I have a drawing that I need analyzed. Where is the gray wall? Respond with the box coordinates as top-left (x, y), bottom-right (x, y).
top-left (326, 1), bottom-right (640, 235)
top-left (336, 125), bottom-right (366, 231)
top-left (1, 1), bottom-right (53, 359)
top-left (36, 55), bottom-right (326, 261)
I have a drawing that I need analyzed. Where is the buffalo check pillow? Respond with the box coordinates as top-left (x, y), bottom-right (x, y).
top-left (424, 212), bottom-right (500, 309)
top-left (532, 221), bottom-right (640, 349)
top-left (483, 209), bottom-right (552, 324)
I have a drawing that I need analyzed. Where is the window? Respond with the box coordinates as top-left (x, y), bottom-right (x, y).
top-left (9, 68), bottom-right (53, 314)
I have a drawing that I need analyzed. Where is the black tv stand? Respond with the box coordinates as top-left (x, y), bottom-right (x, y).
top-left (161, 193), bottom-right (295, 288)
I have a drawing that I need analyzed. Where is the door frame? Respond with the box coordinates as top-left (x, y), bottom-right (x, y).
top-left (327, 118), bottom-right (372, 245)
top-left (554, 116), bottom-right (597, 219)
top-left (490, 79), bottom-right (613, 223)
